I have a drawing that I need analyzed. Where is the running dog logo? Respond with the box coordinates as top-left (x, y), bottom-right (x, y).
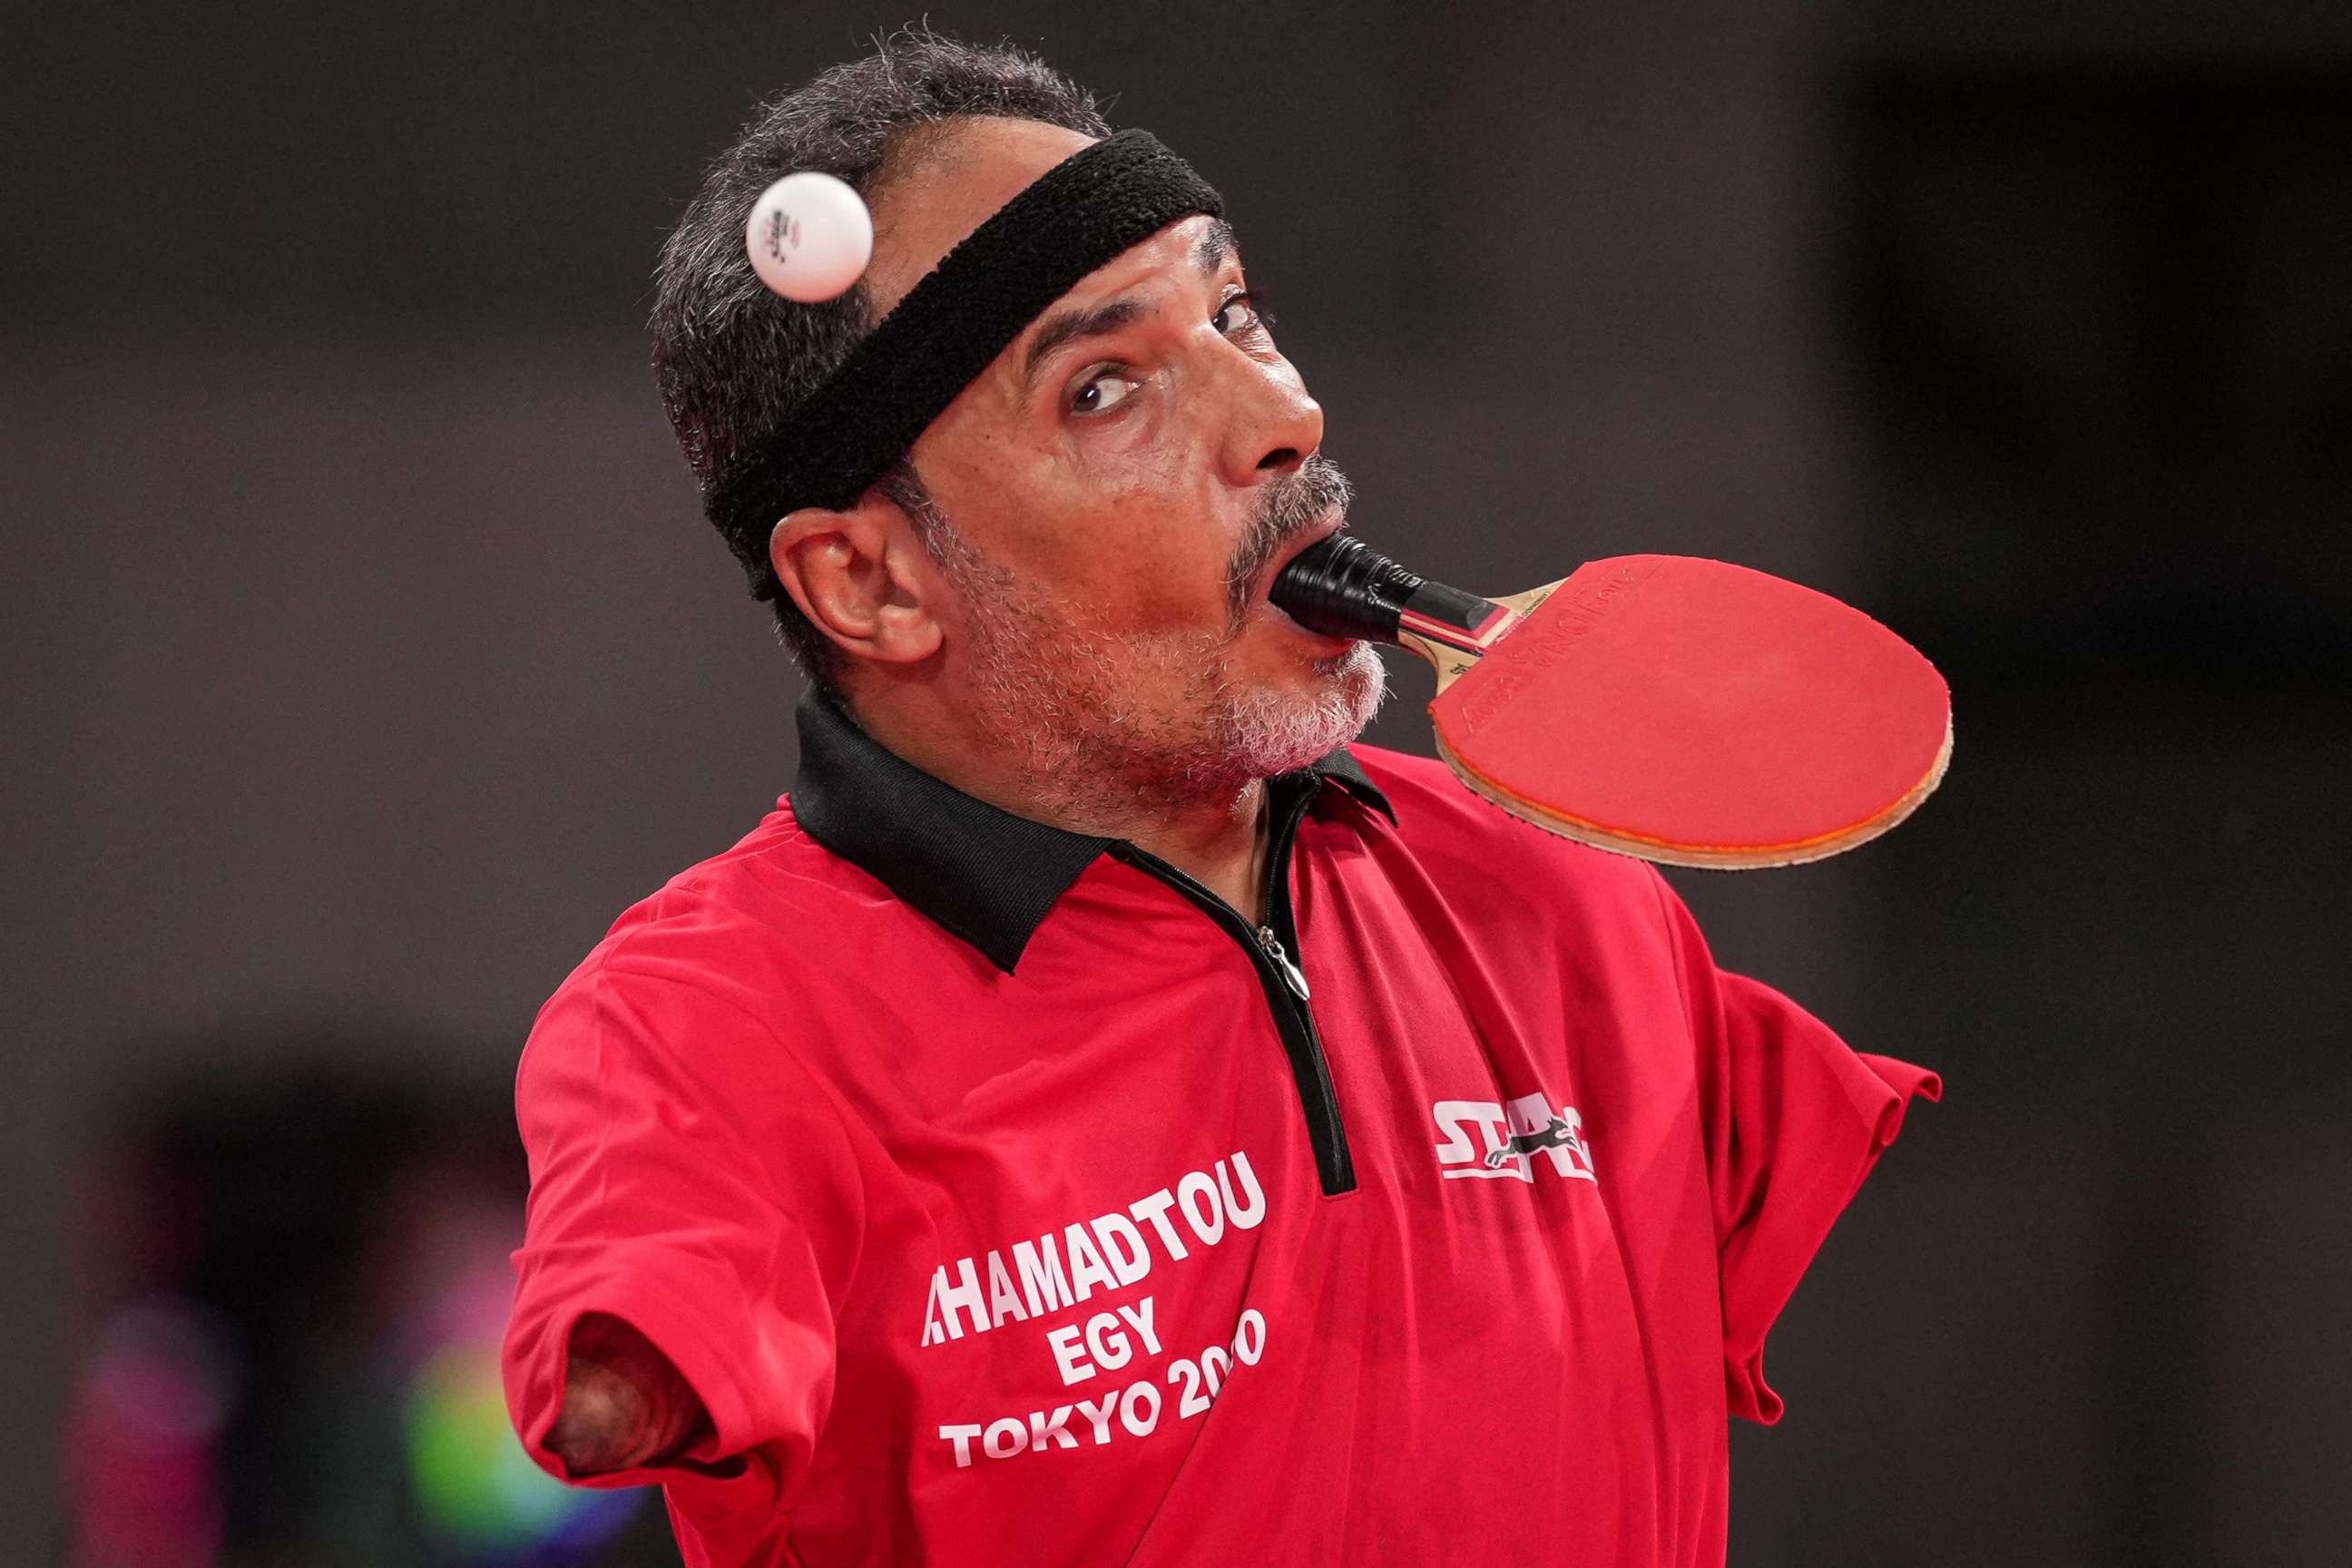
top-left (1483, 1114), bottom-right (1584, 1169)
top-left (1431, 1093), bottom-right (1596, 1184)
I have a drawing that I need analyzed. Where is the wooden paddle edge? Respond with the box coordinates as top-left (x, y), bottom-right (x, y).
top-left (1432, 710), bottom-right (1955, 870)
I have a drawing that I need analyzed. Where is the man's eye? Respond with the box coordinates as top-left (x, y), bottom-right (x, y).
top-left (1071, 370), bottom-right (1139, 416)
top-left (1214, 291), bottom-right (1273, 338)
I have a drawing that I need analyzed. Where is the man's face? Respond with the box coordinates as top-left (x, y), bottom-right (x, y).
top-left (861, 119), bottom-right (1385, 816)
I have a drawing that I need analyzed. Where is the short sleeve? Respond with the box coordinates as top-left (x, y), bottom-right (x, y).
top-left (1652, 872), bottom-right (1940, 1426)
top-left (500, 957), bottom-right (866, 1502)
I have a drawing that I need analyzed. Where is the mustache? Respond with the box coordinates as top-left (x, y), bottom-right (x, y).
top-left (1224, 455), bottom-right (1355, 628)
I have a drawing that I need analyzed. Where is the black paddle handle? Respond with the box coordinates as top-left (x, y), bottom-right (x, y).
top-left (1270, 535), bottom-right (1499, 645)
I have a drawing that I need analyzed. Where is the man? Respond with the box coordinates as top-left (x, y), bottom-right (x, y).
top-left (501, 30), bottom-right (1937, 1568)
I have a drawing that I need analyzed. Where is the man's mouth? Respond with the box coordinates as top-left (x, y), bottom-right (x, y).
top-left (1224, 453), bottom-right (1358, 633)
top-left (1258, 511), bottom-right (1348, 607)
top-left (1257, 512), bottom-right (1354, 646)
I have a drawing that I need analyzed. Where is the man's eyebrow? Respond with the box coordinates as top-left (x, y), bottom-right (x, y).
top-left (1022, 297), bottom-right (1150, 391)
top-left (1019, 221), bottom-right (1245, 395)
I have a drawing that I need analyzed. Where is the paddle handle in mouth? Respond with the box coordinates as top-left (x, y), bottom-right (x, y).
top-left (1269, 535), bottom-right (1548, 672)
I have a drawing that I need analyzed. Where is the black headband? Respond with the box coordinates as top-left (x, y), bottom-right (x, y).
top-left (714, 128), bottom-right (1224, 601)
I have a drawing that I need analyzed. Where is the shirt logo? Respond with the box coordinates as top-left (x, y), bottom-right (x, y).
top-left (1432, 1094), bottom-right (1596, 1184)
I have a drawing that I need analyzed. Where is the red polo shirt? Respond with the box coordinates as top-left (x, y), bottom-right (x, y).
top-left (503, 693), bottom-right (1937, 1567)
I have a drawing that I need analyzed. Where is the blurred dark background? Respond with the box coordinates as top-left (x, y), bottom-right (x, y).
top-left (5, 2), bottom-right (2347, 1563)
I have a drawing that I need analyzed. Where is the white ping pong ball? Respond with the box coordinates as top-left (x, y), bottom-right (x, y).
top-left (745, 172), bottom-right (875, 303)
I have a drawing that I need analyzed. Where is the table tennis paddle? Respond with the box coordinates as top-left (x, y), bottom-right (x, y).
top-left (1269, 537), bottom-right (1951, 869)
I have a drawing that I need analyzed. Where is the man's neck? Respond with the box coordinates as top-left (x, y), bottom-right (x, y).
top-left (1118, 784), bottom-right (1272, 924)
top-left (844, 689), bottom-right (1275, 921)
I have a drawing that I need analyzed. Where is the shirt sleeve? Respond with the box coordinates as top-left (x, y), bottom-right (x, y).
top-left (501, 956), bottom-right (866, 1502)
top-left (1651, 870), bottom-right (1940, 1426)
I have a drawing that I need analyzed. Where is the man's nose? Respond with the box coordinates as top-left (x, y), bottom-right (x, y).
top-left (1220, 355), bottom-right (1324, 489)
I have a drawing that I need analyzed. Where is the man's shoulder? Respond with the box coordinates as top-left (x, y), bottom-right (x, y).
top-left (1343, 742), bottom-right (1671, 920)
top-left (515, 799), bottom-right (895, 1156)
top-left (537, 796), bottom-right (891, 1020)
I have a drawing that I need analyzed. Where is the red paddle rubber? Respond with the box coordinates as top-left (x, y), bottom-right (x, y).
top-left (1426, 556), bottom-right (1952, 868)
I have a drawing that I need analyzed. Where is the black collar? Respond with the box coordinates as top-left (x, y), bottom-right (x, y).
top-left (789, 691), bottom-right (1395, 975)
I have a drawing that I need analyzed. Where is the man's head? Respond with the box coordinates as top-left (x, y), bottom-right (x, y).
top-left (652, 31), bottom-right (1383, 820)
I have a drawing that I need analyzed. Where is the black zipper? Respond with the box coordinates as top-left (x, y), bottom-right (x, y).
top-left (1108, 783), bottom-right (1356, 1195)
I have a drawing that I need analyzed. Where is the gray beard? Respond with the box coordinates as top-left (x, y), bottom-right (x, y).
top-left (924, 509), bottom-right (1388, 823)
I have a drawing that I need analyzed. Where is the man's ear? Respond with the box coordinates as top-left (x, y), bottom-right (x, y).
top-left (768, 494), bottom-right (945, 667)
